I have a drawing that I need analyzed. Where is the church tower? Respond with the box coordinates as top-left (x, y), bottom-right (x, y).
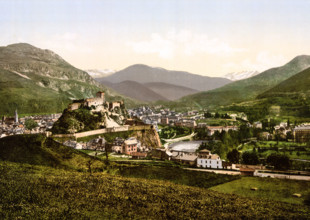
top-left (15, 109), bottom-right (18, 124)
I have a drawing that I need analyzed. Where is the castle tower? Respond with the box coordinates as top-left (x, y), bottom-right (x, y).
top-left (96, 91), bottom-right (105, 101)
top-left (15, 109), bottom-right (18, 124)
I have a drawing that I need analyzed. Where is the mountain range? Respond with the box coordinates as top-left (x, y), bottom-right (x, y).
top-left (0, 43), bottom-right (135, 114)
top-left (1, 42), bottom-right (309, 119)
top-left (99, 80), bottom-right (199, 102)
top-left (96, 64), bottom-right (230, 101)
top-left (98, 64), bottom-right (231, 91)
top-left (175, 55), bottom-right (310, 109)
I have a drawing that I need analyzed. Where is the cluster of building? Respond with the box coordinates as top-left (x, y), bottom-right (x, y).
top-left (0, 110), bottom-right (61, 138)
top-left (130, 105), bottom-right (310, 143)
top-left (253, 121), bottom-right (310, 143)
top-left (63, 135), bottom-right (151, 159)
top-left (150, 141), bottom-right (225, 169)
top-left (128, 106), bottom-right (236, 130)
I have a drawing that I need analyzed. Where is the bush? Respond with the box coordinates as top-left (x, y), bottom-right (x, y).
top-left (241, 151), bottom-right (259, 165)
top-left (25, 119), bottom-right (38, 130)
top-left (266, 153), bottom-right (290, 170)
top-left (227, 149), bottom-right (240, 164)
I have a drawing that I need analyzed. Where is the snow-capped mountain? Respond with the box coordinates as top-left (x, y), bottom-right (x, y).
top-left (223, 71), bottom-right (260, 81)
top-left (85, 69), bottom-right (116, 78)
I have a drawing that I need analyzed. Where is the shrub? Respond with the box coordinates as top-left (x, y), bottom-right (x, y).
top-left (241, 151), bottom-right (259, 165)
top-left (266, 153), bottom-right (290, 170)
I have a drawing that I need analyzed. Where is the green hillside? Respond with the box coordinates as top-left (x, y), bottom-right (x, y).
top-left (0, 134), bottom-right (309, 218)
top-left (0, 43), bottom-right (138, 115)
top-left (173, 55), bottom-right (310, 109)
top-left (251, 67), bottom-right (310, 118)
top-left (258, 67), bottom-right (310, 97)
top-left (0, 134), bottom-right (105, 171)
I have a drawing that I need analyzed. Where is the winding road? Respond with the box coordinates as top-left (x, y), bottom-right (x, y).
top-left (163, 132), bottom-right (197, 149)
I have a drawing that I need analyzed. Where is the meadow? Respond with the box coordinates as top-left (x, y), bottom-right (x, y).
top-left (0, 134), bottom-right (309, 219)
top-left (210, 177), bottom-right (310, 205)
top-left (1, 161), bottom-right (309, 219)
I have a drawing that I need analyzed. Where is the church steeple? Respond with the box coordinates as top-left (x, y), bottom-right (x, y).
top-left (15, 109), bottom-right (18, 124)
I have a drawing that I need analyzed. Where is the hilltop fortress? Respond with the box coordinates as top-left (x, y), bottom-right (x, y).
top-left (68, 91), bottom-right (124, 113)
top-left (51, 91), bottom-right (128, 134)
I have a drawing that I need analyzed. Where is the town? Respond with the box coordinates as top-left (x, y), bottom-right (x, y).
top-left (1, 90), bottom-right (310, 180)
top-left (3, 92), bottom-right (308, 180)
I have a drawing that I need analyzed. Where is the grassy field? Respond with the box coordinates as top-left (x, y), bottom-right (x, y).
top-left (1, 161), bottom-right (309, 219)
top-left (210, 177), bottom-right (310, 205)
top-left (116, 163), bottom-right (240, 189)
top-left (0, 134), bottom-right (309, 218)
top-left (240, 141), bottom-right (310, 161)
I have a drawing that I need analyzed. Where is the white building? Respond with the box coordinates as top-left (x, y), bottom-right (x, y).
top-left (197, 149), bottom-right (223, 169)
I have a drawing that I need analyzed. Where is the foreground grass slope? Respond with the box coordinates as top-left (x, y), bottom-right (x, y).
top-left (1, 161), bottom-right (309, 219)
top-left (0, 134), bottom-right (309, 219)
top-left (211, 177), bottom-right (310, 205)
top-left (117, 165), bottom-right (240, 189)
top-left (0, 134), bottom-right (105, 171)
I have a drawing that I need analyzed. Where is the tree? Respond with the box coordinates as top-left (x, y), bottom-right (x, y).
top-left (241, 151), bottom-right (259, 165)
top-left (25, 119), bottom-right (38, 130)
top-left (266, 153), bottom-right (290, 170)
top-left (204, 112), bottom-right (212, 118)
top-left (227, 149), bottom-right (240, 164)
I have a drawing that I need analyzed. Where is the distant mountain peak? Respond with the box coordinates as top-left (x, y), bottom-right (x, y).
top-left (85, 69), bottom-right (116, 78)
top-left (223, 70), bottom-right (260, 81)
top-left (102, 64), bottom-right (231, 91)
top-left (6, 42), bottom-right (36, 49)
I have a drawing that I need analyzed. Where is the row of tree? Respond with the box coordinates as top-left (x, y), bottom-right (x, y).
top-left (226, 149), bottom-right (290, 170)
top-left (204, 112), bottom-right (231, 119)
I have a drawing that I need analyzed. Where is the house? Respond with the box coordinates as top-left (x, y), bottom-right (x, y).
top-left (123, 137), bottom-right (139, 155)
top-left (253, 121), bottom-right (262, 129)
top-left (112, 145), bottom-right (123, 154)
top-left (87, 137), bottom-right (106, 151)
top-left (171, 151), bottom-right (198, 166)
top-left (197, 149), bottom-right (223, 169)
top-left (293, 125), bottom-right (310, 143)
top-left (151, 148), bottom-right (168, 160)
top-left (258, 131), bottom-right (272, 141)
top-left (131, 152), bottom-right (147, 159)
top-left (161, 117), bottom-right (169, 125)
top-left (113, 137), bottom-right (124, 146)
top-left (175, 120), bottom-right (197, 128)
top-left (197, 123), bottom-right (207, 128)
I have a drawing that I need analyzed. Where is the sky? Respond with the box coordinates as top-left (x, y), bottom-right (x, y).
top-left (0, 0), bottom-right (309, 77)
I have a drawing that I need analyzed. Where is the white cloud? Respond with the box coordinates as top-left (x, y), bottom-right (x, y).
top-left (127, 30), bottom-right (245, 59)
top-left (48, 32), bottom-right (93, 54)
top-left (128, 33), bottom-right (175, 59)
top-left (223, 51), bottom-right (286, 72)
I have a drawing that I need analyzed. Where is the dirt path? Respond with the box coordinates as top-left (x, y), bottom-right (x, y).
top-left (184, 168), bottom-right (241, 175)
